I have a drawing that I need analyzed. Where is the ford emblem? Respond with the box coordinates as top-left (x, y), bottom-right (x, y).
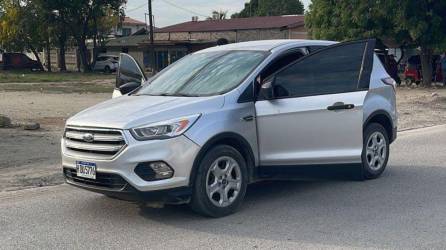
top-left (82, 133), bottom-right (94, 143)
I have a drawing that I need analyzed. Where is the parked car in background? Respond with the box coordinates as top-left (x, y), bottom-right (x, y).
top-left (0, 53), bottom-right (42, 71)
top-left (93, 55), bottom-right (119, 73)
top-left (62, 39), bottom-right (397, 217)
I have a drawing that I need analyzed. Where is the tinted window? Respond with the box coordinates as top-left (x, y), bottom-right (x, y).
top-left (273, 42), bottom-right (366, 98)
top-left (116, 54), bottom-right (145, 88)
top-left (260, 50), bottom-right (305, 82)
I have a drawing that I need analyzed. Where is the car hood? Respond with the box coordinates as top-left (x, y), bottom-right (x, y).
top-left (66, 95), bottom-right (225, 129)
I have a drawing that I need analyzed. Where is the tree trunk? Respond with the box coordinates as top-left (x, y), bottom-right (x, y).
top-left (397, 46), bottom-right (405, 65)
top-left (420, 46), bottom-right (433, 87)
top-left (92, 16), bottom-right (98, 67)
top-left (57, 38), bottom-right (67, 72)
top-left (45, 36), bottom-right (52, 72)
top-left (77, 38), bottom-right (91, 72)
top-left (30, 47), bottom-right (45, 71)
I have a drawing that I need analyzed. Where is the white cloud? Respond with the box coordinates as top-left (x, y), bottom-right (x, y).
top-left (125, 0), bottom-right (311, 27)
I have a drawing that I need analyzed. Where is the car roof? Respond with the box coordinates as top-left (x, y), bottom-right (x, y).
top-left (197, 39), bottom-right (337, 53)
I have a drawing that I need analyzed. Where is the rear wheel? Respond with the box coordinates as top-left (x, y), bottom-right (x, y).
top-left (104, 66), bottom-right (111, 73)
top-left (362, 123), bottom-right (389, 179)
top-left (190, 145), bottom-right (248, 217)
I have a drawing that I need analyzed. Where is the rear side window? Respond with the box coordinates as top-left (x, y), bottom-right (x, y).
top-left (273, 42), bottom-right (367, 98)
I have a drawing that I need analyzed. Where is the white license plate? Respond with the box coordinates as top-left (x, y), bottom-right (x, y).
top-left (76, 161), bottom-right (96, 179)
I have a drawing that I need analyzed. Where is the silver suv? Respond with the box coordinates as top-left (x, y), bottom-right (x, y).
top-left (62, 39), bottom-right (397, 217)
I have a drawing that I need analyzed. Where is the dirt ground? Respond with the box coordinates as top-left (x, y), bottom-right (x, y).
top-left (0, 87), bottom-right (445, 192)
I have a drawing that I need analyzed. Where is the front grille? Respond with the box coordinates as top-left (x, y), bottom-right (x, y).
top-left (64, 126), bottom-right (126, 159)
top-left (64, 168), bottom-right (127, 190)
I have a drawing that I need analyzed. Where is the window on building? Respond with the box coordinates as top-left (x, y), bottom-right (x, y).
top-left (170, 50), bottom-right (186, 64)
top-left (122, 28), bottom-right (132, 36)
top-left (156, 51), bottom-right (169, 71)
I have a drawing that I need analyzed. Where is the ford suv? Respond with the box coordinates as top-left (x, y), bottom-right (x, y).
top-left (62, 39), bottom-right (397, 217)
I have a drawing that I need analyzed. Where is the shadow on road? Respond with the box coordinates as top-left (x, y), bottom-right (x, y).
top-left (130, 164), bottom-right (446, 249)
top-left (62, 162), bottom-right (446, 249)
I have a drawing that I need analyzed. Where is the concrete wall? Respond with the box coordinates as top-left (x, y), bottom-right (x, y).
top-left (154, 27), bottom-right (307, 43)
top-left (289, 26), bottom-right (308, 39)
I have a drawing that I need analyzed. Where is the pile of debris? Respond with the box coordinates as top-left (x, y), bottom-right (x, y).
top-left (0, 114), bottom-right (40, 130)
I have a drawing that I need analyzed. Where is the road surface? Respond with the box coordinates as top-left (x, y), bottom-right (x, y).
top-left (1, 125), bottom-right (446, 249)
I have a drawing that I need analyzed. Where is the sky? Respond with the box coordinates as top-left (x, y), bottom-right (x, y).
top-left (125, 0), bottom-right (312, 28)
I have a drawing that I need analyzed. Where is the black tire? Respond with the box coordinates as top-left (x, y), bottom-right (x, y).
top-left (362, 123), bottom-right (390, 179)
top-left (104, 66), bottom-right (111, 73)
top-left (190, 145), bottom-right (248, 217)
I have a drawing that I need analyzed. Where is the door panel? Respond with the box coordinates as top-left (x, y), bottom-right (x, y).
top-left (256, 91), bottom-right (367, 165)
top-left (116, 53), bottom-right (146, 88)
top-left (255, 39), bottom-right (375, 166)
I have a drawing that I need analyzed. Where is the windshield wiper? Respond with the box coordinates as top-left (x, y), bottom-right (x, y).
top-left (157, 93), bottom-right (201, 97)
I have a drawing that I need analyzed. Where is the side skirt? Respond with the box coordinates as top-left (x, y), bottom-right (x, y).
top-left (256, 163), bottom-right (364, 181)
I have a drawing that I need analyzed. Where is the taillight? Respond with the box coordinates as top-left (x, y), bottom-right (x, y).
top-left (381, 77), bottom-right (396, 91)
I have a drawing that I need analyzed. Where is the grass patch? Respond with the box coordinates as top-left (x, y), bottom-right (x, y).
top-left (0, 82), bottom-right (114, 93)
top-left (0, 70), bottom-right (114, 83)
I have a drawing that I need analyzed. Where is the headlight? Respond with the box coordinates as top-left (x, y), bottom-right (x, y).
top-left (130, 114), bottom-right (200, 140)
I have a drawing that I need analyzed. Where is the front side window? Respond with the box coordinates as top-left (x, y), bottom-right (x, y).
top-left (136, 50), bottom-right (267, 97)
top-left (273, 42), bottom-right (367, 98)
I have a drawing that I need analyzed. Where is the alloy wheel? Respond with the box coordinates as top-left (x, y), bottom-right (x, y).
top-left (366, 131), bottom-right (387, 171)
top-left (205, 156), bottom-right (242, 207)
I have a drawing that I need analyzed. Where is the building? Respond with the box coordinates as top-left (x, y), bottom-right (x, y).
top-left (154, 15), bottom-right (307, 42)
top-left (104, 15), bottom-right (308, 73)
top-left (111, 17), bottom-right (147, 37)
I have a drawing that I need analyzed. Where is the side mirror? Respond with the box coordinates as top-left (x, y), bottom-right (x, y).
top-left (259, 76), bottom-right (275, 100)
top-left (119, 81), bottom-right (141, 95)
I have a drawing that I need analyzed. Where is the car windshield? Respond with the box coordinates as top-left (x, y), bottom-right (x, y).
top-left (135, 50), bottom-right (267, 97)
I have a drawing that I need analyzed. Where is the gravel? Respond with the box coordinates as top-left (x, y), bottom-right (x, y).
top-left (0, 87), bottom-right (445, 192)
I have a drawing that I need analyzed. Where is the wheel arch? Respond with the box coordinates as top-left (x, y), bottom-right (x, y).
top-left (189, 132), bottom-right (256, 186)
top-left (364, 110), bottom-right (395, 143)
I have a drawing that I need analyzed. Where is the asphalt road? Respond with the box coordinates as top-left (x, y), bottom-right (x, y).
top-left (1, 125), bottom-right (446, 249)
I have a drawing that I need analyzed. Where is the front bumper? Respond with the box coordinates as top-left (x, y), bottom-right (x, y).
top-left (64, 168), bottom-right (191, 203)
top-left (61, 132), bottom-right (201, 193)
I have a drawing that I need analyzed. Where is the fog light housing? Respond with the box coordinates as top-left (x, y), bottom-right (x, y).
top-left (134, 162), bottom-right (174, 181)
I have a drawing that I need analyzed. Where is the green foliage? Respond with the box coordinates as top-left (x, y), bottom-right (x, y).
top-left (0, 1), bottom-right (45, 52)
top-left (0, 0), bottom-right (126, 72)
top-left (305, 0), bottom-right (446, 86)
top-left (232, 0), bottom-right (304, 18)
top-left (305, 0), bottom-right (446, 49)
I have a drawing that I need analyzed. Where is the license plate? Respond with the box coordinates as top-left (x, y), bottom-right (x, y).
top-left (76, 161), bottom-right (96, 179)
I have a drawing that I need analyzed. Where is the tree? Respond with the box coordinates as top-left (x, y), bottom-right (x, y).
top-left (305, 0), bottom-right (446, 87)
top-left (207, 10), bottom-right (228, 20)
top-left (396, 1), bottom-right (446, 86)
top-left (0, 0), bottom-right (45, 70)
top-left (52, 0), bottom-right (126, 72)
top-left (232, 0), bottom-right (304, 18)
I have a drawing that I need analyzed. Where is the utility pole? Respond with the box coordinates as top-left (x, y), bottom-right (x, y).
top-left (148, 0), bottom-right (154, 44)
top-left (148, 0), bottom-right (155, 73)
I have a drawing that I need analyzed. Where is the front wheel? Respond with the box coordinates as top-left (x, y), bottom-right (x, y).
top-left (362, 123), bottom-right (390, 179)
top-left (190, 145), bottom-right (248, 217)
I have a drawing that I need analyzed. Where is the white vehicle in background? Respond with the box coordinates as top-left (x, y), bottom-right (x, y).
top-left (93, 55), bottom-right (119, 73)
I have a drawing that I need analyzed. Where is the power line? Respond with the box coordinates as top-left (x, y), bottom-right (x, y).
top-left (158, 0), bottom-right (209, 18)
top-left (126, 2), bottom-right (148, 13)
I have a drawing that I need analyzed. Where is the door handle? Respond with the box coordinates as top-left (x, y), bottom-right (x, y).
top-left (327, 102), bottom-right (355, 111)
top-left (241, 115), bottom-right (255, 121)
